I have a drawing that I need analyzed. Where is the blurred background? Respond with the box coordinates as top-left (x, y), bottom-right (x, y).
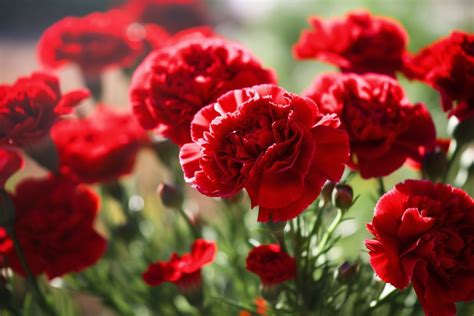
top-left (0, 1), bottom-right (473, 314)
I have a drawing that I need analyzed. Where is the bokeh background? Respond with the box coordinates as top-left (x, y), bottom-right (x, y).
top-left (1, 0), bottom-right (473, 314)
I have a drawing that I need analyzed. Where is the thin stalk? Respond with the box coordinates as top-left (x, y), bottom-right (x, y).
top-left (377, 178), bottom-right (386, 197)
top-left (317, 208), bottom-right (343, 254)
top-left (176, 207), bottom-right (201, 239)
top-left (0, 191), bottom-right (57, 316)
top-left (442, 142), bottom-right (463, 183)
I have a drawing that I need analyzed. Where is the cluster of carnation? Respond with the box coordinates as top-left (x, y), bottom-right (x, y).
top-left (0, 4), bottom-right (472, 316)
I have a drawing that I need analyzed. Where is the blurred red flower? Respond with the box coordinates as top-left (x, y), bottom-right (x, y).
top-left (38, 10), bottom-right (142, 73)
top-left (294, 11), bottom-right (408, 76)
top-left (246, 244), bottom-right (296, 286)
top-left (0, 149), bottom-right (22, 187)
top-left (142, 239), bottom-right (216, 291)
top-left (117, 0), bottom-right (207, 33)
top-left (405, 32), bottom-right (474, 121)
top-left (51, 106), bottom-right (147, 184)
top-left (0, 176), bottom-right (106, 279)
top-left (180, 84), bottom-right (349, 221)
top-left (0, 72), bottom-right (89, 147)
top-left (366, 180), bottom-right (474, 316)
top-left (130, 33), bottom-right (276, 145)
top-left (304, 73), bottom-right (436, 179)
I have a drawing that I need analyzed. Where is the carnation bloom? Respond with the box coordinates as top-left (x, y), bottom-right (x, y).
top-left (51, 106), bottom-right (147, 184)
top-left (366, 180), bottom-right (474, 316)
top-left (130, 34), bottom-right (277, 145)
top-left (405, 32), bottom-right (474, 121)
top-left (180, 84), bottom-right (349, 222)
top-left (142, 239), bottom-right (216, 291)
top-left (118, 0), bottom-right (207, 33)
top-left (0, 176), bottom-right (106, 279)
top-left (0, 72), bottom-right (89, 147)
top-left (38, 10), bottom-right (142, 73)
top-left (304, 73), bottom-right (436, 179)
top-left (246, 244), bottom-right (296, 286)
top-left (294, 11), bottom-right (408, 76)
top-left (0, 149), bottom-right (22, 187)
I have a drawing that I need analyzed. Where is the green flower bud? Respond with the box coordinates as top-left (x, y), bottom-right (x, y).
top-left (158, 182), bottom-right (184, 209)
top-left (422, 148), bottom-right (448, 181)
top-left (331, 183), bottom-right (353, 211)
top-left (320, 181), bottom-right (336, 206)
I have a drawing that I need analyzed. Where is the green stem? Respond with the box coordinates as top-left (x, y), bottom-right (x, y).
top-left (318, 208), bottom-right (343, 253)
top-left (176, 207), bottom-right (201, 239)
top-left (442, 142), bottom-right (463, 183)
top-left (0, 191), bottom-right (57, 316)
top-left (377, 178), bottom-right (386, 197)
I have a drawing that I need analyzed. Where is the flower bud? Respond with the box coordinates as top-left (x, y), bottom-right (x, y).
top-left (260, 284), bottom-right (282, 303)
top-left (331, 183), bottom-right (353, 211)
top-left (422, 147), bottom-right (448, 181)
top-left (336, 261), bottom-right (359, 283)
top-left (320, 181), bottom-right (336, 206)
top-left (158, 182), bottom-right (184, 209)
top-left (448, 116), bottom-right (474, 146)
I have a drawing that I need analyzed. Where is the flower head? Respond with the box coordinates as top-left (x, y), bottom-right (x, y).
top-left (38, 10), bottom-right (142, 73)
top-left (180, 84), bottom-right (349, 221)
top-left (294, 11), bottom-right (408, 76)
top-left (130, 34), bottom-right (276, 145)
top-left (0, 176), bottom-right (106, 279)
top-left (366, 180), bottom-right (474, 316)
top-left (51, 106), bottom-right (147, 184)
top-left (0, 72), bottom-right (89, 146)
top-left (406, 31), bottom-right (474, 121)
top-left (142, 239), bottom-right (216, 291)
top-left (246, 244), bottom-right (296, 286)
top-left (304, 73), bottom-right (436, 178)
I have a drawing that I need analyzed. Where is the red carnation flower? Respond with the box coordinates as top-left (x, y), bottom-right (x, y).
top-left (0, 72), bottom-right (89, 147)
top-left (180, 84), bottom-right (349, 221)
top-left (38, 10), bottom-right (142, 73)
top-left (304, 73), bottom-right (436, 179)
top-left (0, 176), bottom-right (106, 279)
top-left (405, 32), bottom-right (474, 121)
top-left (51, 106), bottom-right (147, 184)
top-left (118, 0), bottom-right (207, 33)
top-left (142, 239), bottom-right (216, 291)
top-left (246, 244), bottom-right (296, 286)
top-left (130, 35), bottom-right (276, 145)
top-left (294, 11), bottom-right (408, 76)
top-left (366, 180), bottom-right (474, 316)
top-left (0, 149), bottom-right (22, 187)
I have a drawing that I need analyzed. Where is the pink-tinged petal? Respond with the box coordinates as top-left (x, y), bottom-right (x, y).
top-left (397, 208), bottom-right (435, 243)
top-left (191, 104), bottom-right (221, 142)
top-left (179, 143), bottom-right (202, 183)
top-left (55, 89), bottom-right (90, 114)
